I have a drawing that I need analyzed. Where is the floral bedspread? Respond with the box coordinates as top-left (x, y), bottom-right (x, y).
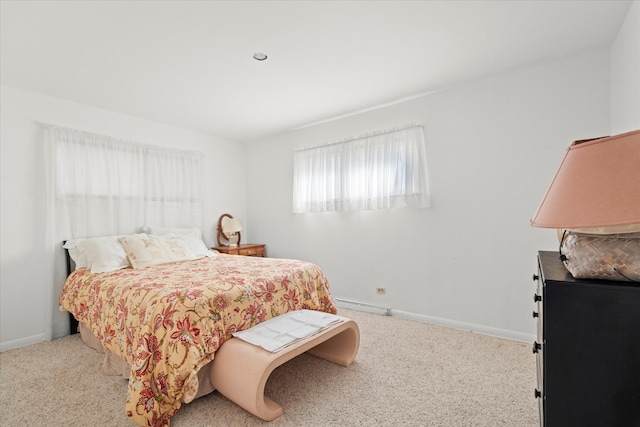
top-left (59, 254), bottom-right (337, 426)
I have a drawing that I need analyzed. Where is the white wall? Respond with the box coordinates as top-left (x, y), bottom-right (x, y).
top-left (0, 86), bottom-right (247, 351)
top-left (611, 0), bottom-right (640, 134)
top-left (2, 3), bottom-right (636, 351)
top-left (245, 49), bottom-right (612, 342)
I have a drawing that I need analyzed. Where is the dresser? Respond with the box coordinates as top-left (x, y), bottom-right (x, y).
top-left (213, 244), bottom-right (266, 257)
top-left (533, 251), bottom-right (640, 426)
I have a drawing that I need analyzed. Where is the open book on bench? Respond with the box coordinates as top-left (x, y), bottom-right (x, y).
top-left (232, 309), bottom-right (342, 352)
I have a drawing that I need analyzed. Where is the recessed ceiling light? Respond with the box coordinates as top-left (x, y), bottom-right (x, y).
top-left (253, 52), bottom-right (268, 61)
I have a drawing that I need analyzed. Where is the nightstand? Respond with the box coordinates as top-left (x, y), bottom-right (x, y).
top-left (213, 244), bottom-right (266, 257)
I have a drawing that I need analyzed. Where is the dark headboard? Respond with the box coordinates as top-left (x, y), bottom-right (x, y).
top-left (63, 240), bottom-right (76, 276)
top-left (63, 241), bottom-right (79, 335)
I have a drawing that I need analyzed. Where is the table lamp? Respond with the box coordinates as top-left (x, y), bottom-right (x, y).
top-left (530, 129), bottom-right (640, 281)
top-left (222, 217), bottom-right (243, 248)
top-left (530, 130), bottom-right (640, 230)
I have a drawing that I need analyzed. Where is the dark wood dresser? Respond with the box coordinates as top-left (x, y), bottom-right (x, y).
top-left (533, 251), bottom-right (640, 426)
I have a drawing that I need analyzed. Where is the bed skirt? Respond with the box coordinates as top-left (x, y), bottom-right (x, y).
top-left (78, 322), bottom-right (215, 402)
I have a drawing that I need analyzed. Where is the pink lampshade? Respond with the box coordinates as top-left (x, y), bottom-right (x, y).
top-left (530, 129), bottom-right (640, 229)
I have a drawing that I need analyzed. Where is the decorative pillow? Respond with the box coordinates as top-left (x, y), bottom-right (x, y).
top-left (73, 235), bottom-right (132, 274)
top-left (119, 234), bottom-right (197, 269)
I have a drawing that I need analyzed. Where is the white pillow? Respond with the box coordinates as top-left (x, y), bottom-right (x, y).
top-left (145, 225), bottom-right (200, 238)
top-left (166, 233), bottom-right (214, 258)
top-left (119, 234), bottom-right (197, 269)
top-left (144, 225), bottom-right (214, 257)
top-left (63, 240), bottom-right (88, 269)
top-left (73, 235), bottom-right (132, 274)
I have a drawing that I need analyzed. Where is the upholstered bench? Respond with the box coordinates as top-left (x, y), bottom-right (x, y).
top-left (209, 314), bottom-right (360, 420)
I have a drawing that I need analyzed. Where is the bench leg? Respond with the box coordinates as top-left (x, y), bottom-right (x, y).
top-left (308, 326), bottom-right (359, 366)
top-left (210, 319), bottom-right (359, 421)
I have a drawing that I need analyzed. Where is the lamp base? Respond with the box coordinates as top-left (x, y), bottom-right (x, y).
top-left (228, 233), bottom-right (239, 248)
top-left (561, 232), bottom-right (640, 282)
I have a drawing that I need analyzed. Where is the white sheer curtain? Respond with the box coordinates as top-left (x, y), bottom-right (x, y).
top-left (46, 125), bottom-right (203, 240)
top-left (42, 125), bottom-right (203, 340)
top-left (292, 125), bottom-right (430, 213)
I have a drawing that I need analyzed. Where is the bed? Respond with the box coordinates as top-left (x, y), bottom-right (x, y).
top-left (59, 232), bottom-right (339, 426)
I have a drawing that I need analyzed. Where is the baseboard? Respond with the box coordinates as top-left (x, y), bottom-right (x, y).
top-left (0, 333), bottom-right (46, 352)
top-left (334, 298), bottom-right (391, 316)
top-left (335, 301), bottom-right (535, 343)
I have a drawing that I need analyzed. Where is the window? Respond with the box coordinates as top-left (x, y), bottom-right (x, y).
top-left (47, 125), bottom-right (202, 238)
top-left (293, 125), bottom-right (430, 213)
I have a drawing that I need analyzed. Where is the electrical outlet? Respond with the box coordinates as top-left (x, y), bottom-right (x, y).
top-left (376, 288), bottom-right (386, 295)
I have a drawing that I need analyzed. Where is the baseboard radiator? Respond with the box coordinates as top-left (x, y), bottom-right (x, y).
top-left (334, 298), bottom-right (391, 316)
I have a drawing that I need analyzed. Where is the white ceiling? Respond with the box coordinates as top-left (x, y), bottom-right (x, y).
top-left (0, 1), bottom-right (633, 142)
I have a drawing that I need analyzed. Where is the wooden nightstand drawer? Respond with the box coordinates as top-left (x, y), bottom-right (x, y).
top-left (239, 247), bottom-right (261, 256)
top-left (213, 244), bottom-right (266, 257)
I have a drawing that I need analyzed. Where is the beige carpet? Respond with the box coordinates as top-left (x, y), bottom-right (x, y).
top-left (0, 308), bottom-right (538, 426)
